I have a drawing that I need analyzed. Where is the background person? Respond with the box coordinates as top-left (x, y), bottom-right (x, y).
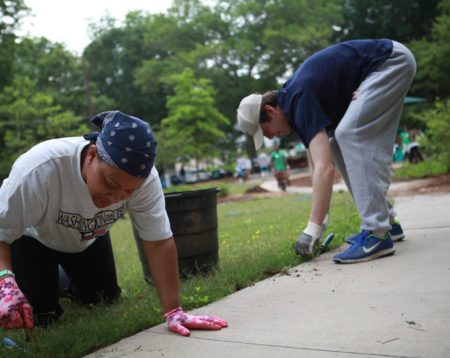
top-left (271, 145), bottom-right (290, 190)
top-left (405, 128), bottom-right (424, 163)
top-left (257, 151), bottom-right (270, 177)
top-left (0, 111), bottom-right (227, 335)
top-left (237, 39), bottom-right (414, 263)
top-left (399, 126), bottom-right (411, 160)
top-left (236, 155), bottom-right (251, 182)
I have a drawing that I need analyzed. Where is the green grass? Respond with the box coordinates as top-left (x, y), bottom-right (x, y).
top-left (0, 191), bottom-right (358, 358)
top-left (393, 159), bottom-right (448, 180)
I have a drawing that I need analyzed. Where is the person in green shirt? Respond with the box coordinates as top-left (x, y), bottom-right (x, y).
top-left (399, 126), bottom-right (410, 160)
top-left (271, 145), bottom-right (289, 190)
top-left (271, 145), bottom-right (287, 171)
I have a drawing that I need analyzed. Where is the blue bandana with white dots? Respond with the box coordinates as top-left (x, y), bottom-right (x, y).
top-left (84, 111), bottom-right (157, 178)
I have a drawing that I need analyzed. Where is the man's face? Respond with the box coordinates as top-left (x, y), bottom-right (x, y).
top-left (82, 146), bottom-right (146, 208)
top-left (260, 105), bottom-right (292, 139)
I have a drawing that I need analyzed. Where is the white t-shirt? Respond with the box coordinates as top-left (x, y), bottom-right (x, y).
top-left (257, 152), bottom-right (270, 168)
top-left (0, 137), bottom-right (172, 253)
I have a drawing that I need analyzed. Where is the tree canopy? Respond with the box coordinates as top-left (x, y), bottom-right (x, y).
top-left (0, 0), bottom-right (449, 179)
top-left (157, 68), bottom-right (229, 169)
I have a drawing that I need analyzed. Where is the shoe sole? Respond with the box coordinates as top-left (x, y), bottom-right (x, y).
top-left (333, 247), bottom-right (395, 264)
top-left (391, 233), bottom-right (405, 242)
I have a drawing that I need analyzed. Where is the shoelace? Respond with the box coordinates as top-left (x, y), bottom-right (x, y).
top-left (351, 230), bottom-right (370, 246)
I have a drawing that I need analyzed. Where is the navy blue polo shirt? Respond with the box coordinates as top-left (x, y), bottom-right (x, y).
top-left (277, 39), bottom-right (393, 147)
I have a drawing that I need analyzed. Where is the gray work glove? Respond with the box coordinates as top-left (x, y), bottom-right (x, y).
top-left (294, 213), bottom-right (329, 256)
top-left (294, 232), bottom-right (321, 256)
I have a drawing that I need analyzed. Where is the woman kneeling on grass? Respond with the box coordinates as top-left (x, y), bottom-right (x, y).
top-left (0, 110), bottom-right (227, 336)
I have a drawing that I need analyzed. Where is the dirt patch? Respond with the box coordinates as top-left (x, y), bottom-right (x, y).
top-left (218, 191), bottom-right (286, 204)
top-left (289, 171), bottom-right (342, 187)
top-left (289, 171), bottom-right (450, 196)
top-left (219, 172), bottom-right (450, 203)
top-left (245, 185), bottom-right (269, 194)
top-left (388, 173), bottom-right (450, 197)
top-left (218, 185), bottom-right (272, 203)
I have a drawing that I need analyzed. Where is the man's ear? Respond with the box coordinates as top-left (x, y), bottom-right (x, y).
top-left (264, 104), bottom-right (274, 114)
top-left (264, 104), bottom-right (277, 119)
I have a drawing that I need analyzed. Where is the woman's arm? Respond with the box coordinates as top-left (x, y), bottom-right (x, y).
top-left (140, 237), bottom-right (181, 312)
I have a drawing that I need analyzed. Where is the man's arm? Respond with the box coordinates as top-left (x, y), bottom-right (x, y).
top-left (308, 129), bottom-right (334, 225)
top-left (140, 237), bottom-right (181, 313)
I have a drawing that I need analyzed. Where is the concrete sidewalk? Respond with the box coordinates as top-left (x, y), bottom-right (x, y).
top-left (86, 193), bottom-right (450, 358)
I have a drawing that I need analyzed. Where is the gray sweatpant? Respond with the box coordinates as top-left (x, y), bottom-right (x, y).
top-left (330, 41), bottom-right (416, 233)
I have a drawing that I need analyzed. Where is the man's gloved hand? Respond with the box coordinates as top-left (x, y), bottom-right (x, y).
top-left (294, 232), bottom-right (321, 256)
top-left (294, 221), bottom-right (325, 256)
top-left (0, 277), bottom-right (34, 330)
top-left (164, 307), bottom-right (228, 337)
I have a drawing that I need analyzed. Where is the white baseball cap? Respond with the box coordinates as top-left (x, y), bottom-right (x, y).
top-left (236, 94), bottom-right (264, 150)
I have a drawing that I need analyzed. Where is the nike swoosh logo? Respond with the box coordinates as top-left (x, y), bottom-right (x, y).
top-left (363, 241), bottom-right (382, 253)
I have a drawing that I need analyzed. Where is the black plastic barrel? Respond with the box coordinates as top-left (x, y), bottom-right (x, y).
top-left (134, 187), bottom-right (220, 281)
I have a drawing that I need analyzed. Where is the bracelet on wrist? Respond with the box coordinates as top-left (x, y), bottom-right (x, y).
top-left (0, 269), bottom-right (15, 279)
top-left (164, 307), bottom-right (183, 320)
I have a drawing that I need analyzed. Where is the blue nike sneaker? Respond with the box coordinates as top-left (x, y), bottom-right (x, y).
top-left (345, 222), bottom-right (405, 244)
top-left (334, 231), bottom-right (395, 264)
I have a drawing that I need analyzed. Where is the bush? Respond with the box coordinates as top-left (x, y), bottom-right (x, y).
top-left (216, 184), bottom-right (229, 197)
top-left (415, 98), bottom-right (450, 168)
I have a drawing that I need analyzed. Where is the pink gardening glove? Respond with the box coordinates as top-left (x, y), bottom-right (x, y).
top-left (164, 307), bottom-right (228, 337)
top-left (0, 277), bottom-right (34, 330)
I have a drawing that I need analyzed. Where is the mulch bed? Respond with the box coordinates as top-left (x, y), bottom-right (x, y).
top-left (389, 173), bottom-right (450, 196)
top-left (289, 171), bottom-right (450, 196)
top-left (245, 185), bottom-right (269, 194)
top-left (218, 172), bottom-right (450, 203)
top-left (289, 171), bottom-right (342, 187)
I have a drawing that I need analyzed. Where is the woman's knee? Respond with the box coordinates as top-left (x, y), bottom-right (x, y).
top-left (34, 306), bottom-right (64, 328)
top-left (73, 284), bottom-right (122, 305)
